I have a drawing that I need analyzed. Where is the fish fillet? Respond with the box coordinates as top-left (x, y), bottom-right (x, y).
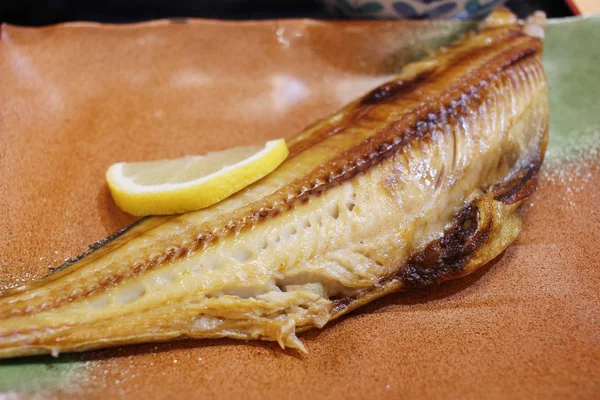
top-left (0, 9), bottom-right (548, 358)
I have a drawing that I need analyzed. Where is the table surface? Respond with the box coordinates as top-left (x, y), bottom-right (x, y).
top-left (0, 0), bottom-right (574, 25)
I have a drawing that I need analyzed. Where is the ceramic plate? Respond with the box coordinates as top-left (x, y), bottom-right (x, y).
top-left (0, 14), bottom-right (598, 399)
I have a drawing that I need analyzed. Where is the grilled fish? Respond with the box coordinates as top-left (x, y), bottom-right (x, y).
top-left (0, 9), bottom-right (548, 358)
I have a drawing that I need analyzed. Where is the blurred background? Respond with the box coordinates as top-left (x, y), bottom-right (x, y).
top-left (0, 0), bottom-right (573, 26)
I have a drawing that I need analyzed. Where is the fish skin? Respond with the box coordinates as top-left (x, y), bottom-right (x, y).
top-left (0, 9), bottom-right (548, 358)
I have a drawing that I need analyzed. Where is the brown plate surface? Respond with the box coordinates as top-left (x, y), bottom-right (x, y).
top-left (0, 16), bottom-right (598, 399)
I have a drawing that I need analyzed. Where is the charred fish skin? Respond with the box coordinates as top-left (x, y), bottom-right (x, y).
top-left (0, 9), bottom-right (548, 358)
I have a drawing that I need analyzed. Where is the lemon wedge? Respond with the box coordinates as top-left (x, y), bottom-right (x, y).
top-left (106, 139), bottom-right (288, 216)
